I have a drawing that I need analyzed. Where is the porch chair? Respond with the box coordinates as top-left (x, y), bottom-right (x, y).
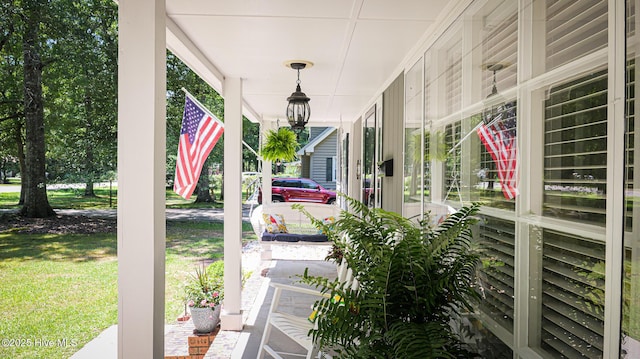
top-left (257, 260), bottom-right (358, 359)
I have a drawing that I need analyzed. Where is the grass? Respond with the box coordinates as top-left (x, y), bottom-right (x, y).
top-left (0, 233), bottom-right (117, 359)
top-left (0, 188), bottom-right (231, 210)
top-left (165, 189), bottom-right (224, 209)
top-left (0, 221), bottom-right (257, 359)
top-left (0, 188), bottom-right (118, 210)
top-left (0, 178), bottom-right (21, 185)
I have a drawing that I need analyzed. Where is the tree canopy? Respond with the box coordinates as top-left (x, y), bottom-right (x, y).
top-left (0, 1), bottom-right (260, 214)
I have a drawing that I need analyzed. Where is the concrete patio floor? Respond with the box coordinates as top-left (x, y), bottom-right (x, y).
top-left (71, 243), bottom-right (335, 359)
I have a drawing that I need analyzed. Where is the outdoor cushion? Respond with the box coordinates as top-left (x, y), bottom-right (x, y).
top-left (317, 216), bottom-right (336, 234)
top-left (262, 213), bottom-right (288, 234)
top-left (261, 231), bottom-right (328, 243)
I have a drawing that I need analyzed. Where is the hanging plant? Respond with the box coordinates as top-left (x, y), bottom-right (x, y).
top-left (260, 127), bottom-right (299, 162)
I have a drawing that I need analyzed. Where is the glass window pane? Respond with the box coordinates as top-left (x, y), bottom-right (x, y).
top-left (404, 58), bottom-right (424, 219)
top-left (543, 70), bottom-right (607, 225)
top-left (444, 121), bottom-right (462, 203)
top-left (540, 0), bottom-right (608, 72)
top-left (424, 54), bottom-right (432, 203)
top-left (446, 38), bottom-right (462, 114)
top-left (624, 1), bottom-right (640, 354)
top-left (472, 101), bottom-right (518, 210)
top-left (529, 227), bottom-right (605, 358)
top-left (481, 0), bottom-right (518, 97)
top-left (363, 108), bottom-right (377, 208)
top-left (476, 216), bottom-right (515, 333)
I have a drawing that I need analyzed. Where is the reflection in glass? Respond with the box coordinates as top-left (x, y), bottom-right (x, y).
top-left (529, 228), bottom-right (605, 358)
top-left (444, 121), bottom-right (462, 204)
top-left (624, 2), bottom-right (640, 351)
top-left (475, 216), bottom-right (515, 333)
top-left (404, 58), bottom-right (424, 217)
top-left (474, 102), bottom-right (517, 210)
top-left (542, 70), bottom-right (608, 225)
top-left (539, 0), bottom-right (608, 72)
top-left (363, 107), bottom-right (376, 208)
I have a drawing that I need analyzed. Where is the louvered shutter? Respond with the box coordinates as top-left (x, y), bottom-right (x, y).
top-left (626, 60), bottom-right (635, 231)
top-left (543, 69), bottom-right (607, 225)
top-left (482, 5), bottom-right (518, 97)
top-left (446, 39), bottom-right (462, 114)
top-left (476, 216), bottom-right (515, 333)
top-left (539, 229), bottom-right (605, 358)
top-left (545, 0), bottom-right (608, 71)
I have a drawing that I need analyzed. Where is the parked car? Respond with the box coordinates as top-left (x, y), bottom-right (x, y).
top-left (258, 177), bottom-right (336, 204)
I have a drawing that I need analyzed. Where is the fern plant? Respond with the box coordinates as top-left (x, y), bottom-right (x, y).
top-left (300, 198), bottom-right (481, 358)
top-left (260, 127), bottom-right (298, 162)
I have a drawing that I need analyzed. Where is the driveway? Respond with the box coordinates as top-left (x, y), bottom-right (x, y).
top-left (0, 205), bottom-right (255, 222)
top-left (54, 206), bottom-right (253, 222)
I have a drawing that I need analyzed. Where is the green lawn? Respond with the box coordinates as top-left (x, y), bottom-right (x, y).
top-left (0, 178), bottom-right (21, 186)
top-left (0, 221), bottom-right (256, 359)
top-left (0, 187), bottom-right (233, 210)
top-left (0, 188), bottom-right (118, 210)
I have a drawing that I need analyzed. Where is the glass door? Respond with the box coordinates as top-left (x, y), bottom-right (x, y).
top-left (362, 105), bottom-right (381, 208)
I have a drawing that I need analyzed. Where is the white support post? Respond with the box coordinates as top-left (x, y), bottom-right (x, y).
top-left (262, 120), bottom-right (275, 206)
top-left (603, 0), bottom-right (625, 357)
top-left (221, 77), bottom-right (244, 331)
top-left (117, 0), bottom-right (166, 357)
top-left (260, 120), bottom-right (275, 261)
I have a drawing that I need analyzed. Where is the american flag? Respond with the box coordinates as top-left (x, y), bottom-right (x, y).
top-left (174, 94), bottom-right (224, 199)
top-left (476, 104), bottom-right (518, 199)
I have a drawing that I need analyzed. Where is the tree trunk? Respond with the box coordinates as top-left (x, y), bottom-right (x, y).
top-left (219, 171), bottom-right (224, 201)
top-left (84, 180), bottom-right (95, 197)
top-left (14, 121), bottom-right (26, 205)
top-left (0, 158), bottom-right (7, 184)
top-left (194, 162), bottom-right (214, 203)
top-left (83, 91), bottom-right (95, 197)
top-left (19, 5), bottom-right (54, 218)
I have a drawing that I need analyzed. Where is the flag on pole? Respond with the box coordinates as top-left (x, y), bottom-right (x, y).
top-left (477, 105), bottom-right (518, 199)
top-left (174, 93), bottom-right (224, 200)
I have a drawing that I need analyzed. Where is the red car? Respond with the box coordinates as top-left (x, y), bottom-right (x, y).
top-left (258, 178), bottom-right (336, 204)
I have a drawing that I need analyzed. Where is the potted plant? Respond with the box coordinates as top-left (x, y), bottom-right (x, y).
top-left (184, 261), bottom-right (224, 333)
top-left (260, 127), bottom-right (298, 163)
top-left (301, 197), bottom-right (481, 358)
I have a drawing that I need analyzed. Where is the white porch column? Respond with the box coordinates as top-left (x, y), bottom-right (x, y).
top-left (262, 120), bottom-right (275, 206)
top-left (117, 0), bottom-right (166, 358)
top-left (221, 77), bottom-right (243, 330)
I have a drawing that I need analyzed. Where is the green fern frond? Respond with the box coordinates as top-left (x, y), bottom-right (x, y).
top-left (301, 197), bottom-right (481, 358)
top-left (259, 127), bottom-right (298, 162)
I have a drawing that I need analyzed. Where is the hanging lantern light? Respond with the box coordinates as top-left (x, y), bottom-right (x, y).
top-left (482, 63), bottom-right (506, 123)
top-left (286, 62), bottom-right (311, 132)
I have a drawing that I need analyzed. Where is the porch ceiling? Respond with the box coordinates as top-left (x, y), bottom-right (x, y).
top-left (165, 0), bottom-right (455, 125)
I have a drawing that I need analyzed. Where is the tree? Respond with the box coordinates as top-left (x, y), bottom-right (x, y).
top-left (1, 0), bottom-right (117, 213)
top-left (166, 52), bottom-right (260, 202)
top-left (243, 117), bottom-right (259, 172)
top-left (45, 0), bottom-right (117, 196)
top-left (166, 52), bottom-right (225, 203)
top-left (0, 1), bottom-right (25, 201)
top-left (19, 0), bottom-right (54, 217)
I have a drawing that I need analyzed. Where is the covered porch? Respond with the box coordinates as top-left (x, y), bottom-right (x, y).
top-left (118, 0), bottom-right (460, 357)
top-left (118, 1), bottom-right (636, 358)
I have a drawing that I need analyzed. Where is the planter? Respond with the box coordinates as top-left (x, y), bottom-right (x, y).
top-left (190, 305), bottom-right (221, 333)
